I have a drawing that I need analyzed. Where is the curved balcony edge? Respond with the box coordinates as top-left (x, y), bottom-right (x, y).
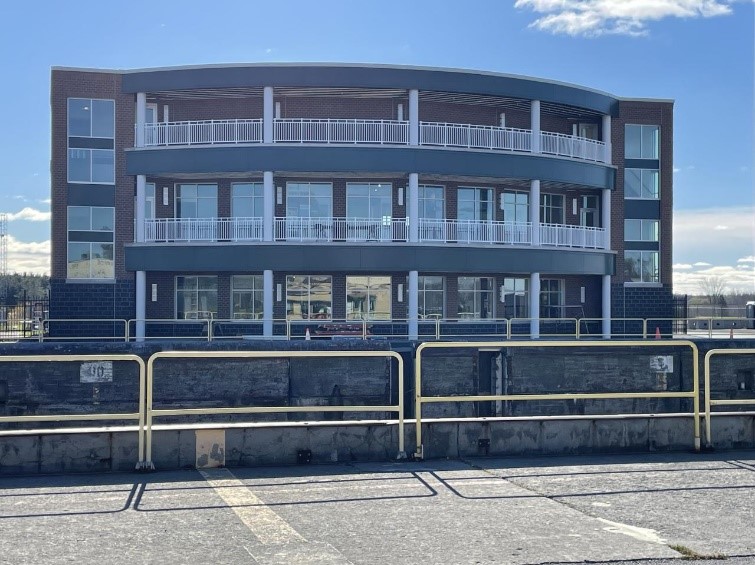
top-left (125, 243), bottom-right (615, 276)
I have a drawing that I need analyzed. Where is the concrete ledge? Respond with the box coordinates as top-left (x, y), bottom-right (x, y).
top-left (2, 413), bottom-right (755, 475)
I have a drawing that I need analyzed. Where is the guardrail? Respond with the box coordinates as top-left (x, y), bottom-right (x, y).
top-left (420, 121), bottom-right (532, 152)
top-left (39, 319), bottom-right (129, 342)
top-left (274, 217), bottom-right (408, 242)
top-left (274, 118), bottom-right (409, 144)
top-left (142, 119), bottom-right (263, 146)
top-left (413, 340), bottom-right (701, 459)
top-left (703, 348), bottom-right (755, 448)
top-left (143, 350), bottom-right (406, 467)
top-left (144, 217), bottom-right (264, 242)
top-left (0, 354), bottom-right (148, 469)
top-left (540, 131), bottom-right (607, 162)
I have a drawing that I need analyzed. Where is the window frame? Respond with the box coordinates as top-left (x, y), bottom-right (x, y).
top-left (67, 98), bottom-right (115, 139)
top-left (624, 219), bottom-right (659, 242)
top-left (539, 278), bottom-right (564, 319)
top-left (346, 275), bottom-right (392, 321)
top-left (540, 193), bottom-right (564, 225)
top-left (502, 277), bottom-right (529, 319)
top-left (175, 275), bottom-right (218, 320)
top-left (231, 275), bottom-right (264, 319)
top-left (624, 251), bottom-right (660, 284)
top-left (501, 190), bottom-right (529, 223)
top-left (457, 276), bottom-right (495, 320)
top-left (418, 275), bottom-right (445, 319)
top-left (175, 183), bottom-right (218, 219)
top-left (624, 124), bottom-right (660, 159)
top-left (231, 182), bottom-right (264, 218)
top-left (286, 275), bottom-right (333, 320)
top-left (67, 148), bottom-right (115, 184)
top-left (286, 182), bottom-right (333, 219)
top-left (66, 242), bottom-right (115, 280)
top-left (624, 168), bottom-right (660, 200)
top-left (346, 182), bottom-right (392, 221)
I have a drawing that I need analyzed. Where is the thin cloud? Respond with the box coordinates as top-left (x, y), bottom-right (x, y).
top-left (5, 207), bottom-right (51, 222)
top-left (6, 236), bottom-right (50, 275)
top-left (693, 261), bottom-right (712, 267)
top-left (738, 256), bottom-right (755, 264)
top-left (674, 263), bottom-right (755, 294)
top-left (673, 263), bottom-right (693, 270)
top-left (713, 225), bottom-right (729, 230)
top-left (515, 0), bottom-right (737, 37)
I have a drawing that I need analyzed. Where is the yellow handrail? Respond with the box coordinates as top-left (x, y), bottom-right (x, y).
top-left (703, 348), bottom-right (755, 448)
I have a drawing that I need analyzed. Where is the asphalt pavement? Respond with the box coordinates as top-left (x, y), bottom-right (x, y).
top-left (1, 450), bottom-right (754, 564)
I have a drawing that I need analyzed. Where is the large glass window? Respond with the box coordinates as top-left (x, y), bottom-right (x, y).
top-left (346, 276), bottom-right (391, 320)
top-left (68, 148), bottom-right (114, 183)
top-left (458, 187), bottom-right (493, 221)
top-left (625, 125), bottom-right (659, 159)
top-left (502, 278), bottom-right (529, 318)
top-left (231, 275), bottom-right (263, 319)
top-left (176, 184), bottom-right (218, 218)
top-left (624, 251), bottom-right (660, 283)
top-left (502, 191), bottom-right (529, 223)
top-left (68, 98), bottom-right (115, 138)
top-left (419, 276), bottom-right (444, 319)
top-left (418, 185), bottom-right (444, 219)
top-left (286, 275), bottom-right (332, 320)
top-left (176, 276), bottom-right (218, 319)
top-left (286, 183), bottom-right (332, 218)
top-left (540, 279), bottom-right (564, 319)
top-left (231, 183), bottom-right (263, 218)
top-left (346, 183), bottom-right (392, 220)
top-left (624, 219), bottom-right (659, 242)
top-left (540, 194), bottom-right (564, 224)
top-left (67, 242), bottom-right (114, 279)
top-left (457, 277), bottom-right (494, 319)
top-left (624, 169), bottom-right (659, 199)
top-left (68, 206), bottom-right (114, 231)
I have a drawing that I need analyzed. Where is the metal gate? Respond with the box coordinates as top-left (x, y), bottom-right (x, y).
top-left (673, 294), bottom-right (688, 334)
top-left (0, 291), bottom-right (49, 340)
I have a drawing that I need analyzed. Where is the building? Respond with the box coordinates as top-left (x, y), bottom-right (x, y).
top-left (49, 63), bottom-right (673, 340)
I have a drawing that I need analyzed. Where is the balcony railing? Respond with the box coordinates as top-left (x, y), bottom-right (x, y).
top-left (274, 119), bottom-right (409, 144)
top-left (143, 217), bottom-right (605, 249)
top-left (142, 119), bottom-right (263, 146)
top-left (419, 122), bottom-right (532, 152)
top-left (138, 119), bottom-right (608, 163)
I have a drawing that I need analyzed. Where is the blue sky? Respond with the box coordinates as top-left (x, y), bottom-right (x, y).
top-left (1, 0), bottom-right (752, 292)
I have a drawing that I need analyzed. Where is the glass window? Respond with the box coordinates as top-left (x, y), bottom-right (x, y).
top-left (625, 125), bottom-right (659, 159)
top-left (347, 183), bottom-right (392, 220)
top-left (67, 148), bottom-right (114, 184)
top-left (286, 183), bottom-right (332, 218)
top-left (286, 275), bottom-right (332, 320)
top-left (145, 183), bottom-right (156, 219)
top-left (67, 242), bottom-right (114, 279)
top-left (346, 276), bottom-right (391, 320)
top-left (176, 276), bottom-right (218, 319)
top-left (68, 98), bottom-right (114, 138)
top-left (231, 275), bottom-right (263, 319)
top-left (419, 185), bottom-right (444, 219)
top-left (502, 278), bottom-right (529, 318)
top-left (540, 194), bottom-right (564, 224)
top-left (624, 251), bottom-right (659, 283)
top-left (502, 191), bottom-right (529, 223)
top-left (625, 169), bottom-right (659, 199)
top-left (624, 219), bottom-right (659, 241)
top-left (232, 183), bottom-right (263, 218)
top-left (458, 187), bottom-right (493, 221)
top-left (419, 276), bottom-right (444, 319)
top-left (176, 184), bottom-right (218, 218)
top-left (457, 277), bottom-right (494, 320)
top-left (67, 206), bottom-right (114, 232)
top-left (540, 279), bottom-right (564, 319)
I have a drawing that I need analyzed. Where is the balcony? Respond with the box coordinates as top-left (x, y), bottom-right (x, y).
top-left (138, 119), bottom-right (608, 164)
top-left (142, 217), bottom-right (606, 249)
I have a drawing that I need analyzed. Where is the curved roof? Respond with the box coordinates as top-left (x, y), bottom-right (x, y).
top-left (114, 63), bottom-right (620, 116)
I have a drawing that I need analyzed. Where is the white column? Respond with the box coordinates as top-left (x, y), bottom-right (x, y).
top-left (263, 86), bottom-right (274, 143)
top-left (263, 270), bottom-right (274, 337)
top-left (135, 271), bottom-right (146, 341)
top-left (408, 271), bottom-right (419, 340)
top-left (263, 171), bottom-right (274, 242)
top-left (530, 179), bottom-right (540, 246)
top-left (602, 114), bottom-right (612, 165)
top-left (602, 274), bottom-right (611, 339)
top-left (602, 188), bottom-right (611, 250)
top-left (409, 89), bottom-right (419, 146)
top-left (529, 272), bottom-right (540, 339)
top-left (408, 173), bottom-right (419, 243)
top-left (530, 100), bottom-right (540, 154)
top-left (135, 92), bottom-right (146, 148)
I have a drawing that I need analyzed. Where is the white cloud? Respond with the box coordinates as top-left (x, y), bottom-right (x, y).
top-left (738, 256), bottom-right (755, 264)
top-left (674, 264), bottom-right (755, 294)
top-left (6, 236), bottom-right (50, 275)
top-left (515, 0), bottom-right (737, 37)
top-left (5, 207), bottom-right (52, 222)
top-left (39, 198), bottom-right (51, 205)
top-left (694, 262), bottom-right (712, 266)
top-left (673, 263), bottom-right (693, 269)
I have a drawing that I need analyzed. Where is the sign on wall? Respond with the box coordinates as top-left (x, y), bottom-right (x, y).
top-left (649, 356), bottom-right (673, 373)
top-left (80, 361), bottom-right (113, 383)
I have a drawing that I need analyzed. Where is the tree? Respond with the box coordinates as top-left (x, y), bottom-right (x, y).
top-left (698, 276), bottom-right (727, 315)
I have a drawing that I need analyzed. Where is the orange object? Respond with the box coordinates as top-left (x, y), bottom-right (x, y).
top-left (655, 327), bottom-right (661, 339)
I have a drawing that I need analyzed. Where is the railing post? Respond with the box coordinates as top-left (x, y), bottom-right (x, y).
top-left (435, 318), bottom-right (440, 341)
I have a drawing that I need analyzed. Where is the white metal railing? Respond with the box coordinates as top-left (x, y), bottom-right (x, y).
top-left (539, 223), bottom-right (606, 249)
top-left (273, 119), bottom-right (409, 144)
top-left (418, 219), bottom-right (533, 245)
top-left (419, 122), bottom-right (532, 152)
top-left (275, 217), bottom-right (408, 242)
top-left (141, 119), bottom-right (263, 146)
top-left (144, 218), bottom-right (264, 242)
top-left (540, 131), bottom-right (606, 163)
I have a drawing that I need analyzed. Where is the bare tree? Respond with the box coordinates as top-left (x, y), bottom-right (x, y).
top-left (698, 275), bottom-right (728, 315)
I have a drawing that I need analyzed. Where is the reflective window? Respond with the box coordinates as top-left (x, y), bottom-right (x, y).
top-left (232, 183), bottom-right (264, 218)
top-left (418, 276), bottom-right (444, 319)
top-left (625, 125), bottom-right (659, 159)
top-left (625, 169), bottom-right (659, 199)
top-left (286, 275), bottom-right (332, 320)
top-left (502, 191), bottom-right (529, 223)
top-left (232, 275), bottom-right (264, 319)
top-left (176, 276), bottom-right (218, 319)
top-left (418, 185), bottom-right (444, 219)
top-left (624, 219), bottom-right (659, 242)
top-left (458, 187), bottom-right (493, 221)
top-left (346, 276), bottom-right (391, 320)
top-left (624, 251), bottom-right (660, 283)
top-left (67, 242), bottom-right (114, 279)
top-left (68, 148), bottom-right (115, 184)
top-left (286, 183), bottom-right (332, 218)
top-left (347, 183), bottom-right (392, 220)
top-left (457, 277), bottom-right (494, 319)
top-left (68, 206), bottom-right (114, 231)
top-left (176, 184), bottom-right (218, 218)
top-left (146, 183), bottom-right (156, 219)
top-left (502, 278), bottom-right (529, 318)
top-left (68, 98), bottom-right (115, 138)
top-left (540, 279), bottom-right (564, 319)
top-left (540, 194), bottom-right (564, 224)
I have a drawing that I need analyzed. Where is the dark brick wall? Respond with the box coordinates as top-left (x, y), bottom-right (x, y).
top-left (611, 283), bottom-right (674, 322)
top-left (48, 279), bottom-right (135, 336)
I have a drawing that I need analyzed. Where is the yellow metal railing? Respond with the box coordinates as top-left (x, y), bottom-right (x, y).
top-left (40, 319), bottom-right (129, 342)
top-left (0, 354), bottom-right (148, 469)
top-left (143, 350), bottom-right (405, 467)
top-left (413, 340), bottom-right (700, 459)
top-left (703, 348), bottom-right (755, 448)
